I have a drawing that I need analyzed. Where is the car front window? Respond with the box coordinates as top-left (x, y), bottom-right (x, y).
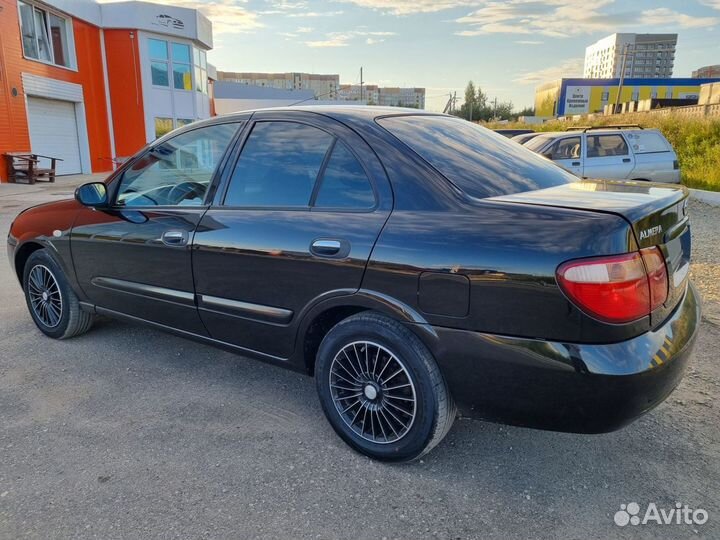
top-left (115, 123), bottom-right (240, 207)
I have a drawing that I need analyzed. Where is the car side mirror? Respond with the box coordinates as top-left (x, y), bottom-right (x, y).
top-left (542, 151), bottom-right (554, 160)
top-left (75, 182), bottom-right (108, 207)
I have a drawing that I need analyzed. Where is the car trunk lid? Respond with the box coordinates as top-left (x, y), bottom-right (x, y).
top-left (489, 179), bottom-right (691, 326)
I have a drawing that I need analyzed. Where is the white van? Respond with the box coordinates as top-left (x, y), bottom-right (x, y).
top-left (524, 126), bottom-right (680, 183)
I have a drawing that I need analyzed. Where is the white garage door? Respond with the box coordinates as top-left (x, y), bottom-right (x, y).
top-left (27, 97), bottom-right (82, 175)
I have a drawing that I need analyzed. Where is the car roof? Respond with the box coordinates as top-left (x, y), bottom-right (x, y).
top-left (530, 128), bottom-right (663, 140)
top-left (217, 105), bottom-right (447, 123)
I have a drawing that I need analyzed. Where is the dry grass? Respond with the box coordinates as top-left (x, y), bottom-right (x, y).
top-left (488, 114), bottom-right (720, 192)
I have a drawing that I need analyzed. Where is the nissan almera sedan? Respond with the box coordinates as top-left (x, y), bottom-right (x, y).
top-left (7, 107), bottom-right (701, 461)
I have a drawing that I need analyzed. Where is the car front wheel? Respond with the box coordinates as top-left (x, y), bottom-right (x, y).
top-left (22, 249), bottom-right (94, 339)
top-left (315, 312), bottom-right (455, 462)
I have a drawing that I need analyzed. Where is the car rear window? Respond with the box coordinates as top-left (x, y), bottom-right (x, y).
top-left (378, 116), bottom-right (577, 198)
top-left (624, 131), bottom-right (670, 154)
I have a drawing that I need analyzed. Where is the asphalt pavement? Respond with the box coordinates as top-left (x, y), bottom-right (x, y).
top-left (0, 177), bottom-right (718, 539)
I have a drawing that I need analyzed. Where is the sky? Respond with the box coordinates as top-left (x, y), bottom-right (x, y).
top-left (170, 0), bottom-right (720, 111)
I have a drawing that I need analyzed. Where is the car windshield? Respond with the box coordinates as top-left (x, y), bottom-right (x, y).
top-left (378, 116), bottom-right (577, 198)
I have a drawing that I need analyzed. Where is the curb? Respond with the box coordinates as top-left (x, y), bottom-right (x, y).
top-left (689, 189), bottom-right (720, 207)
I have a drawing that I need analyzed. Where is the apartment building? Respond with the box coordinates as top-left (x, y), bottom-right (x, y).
top-left (693, 65), bottom-right (720, 78)
top-left (584, 34), bottom-right (677, 79)
top-left (338, 84), bottom-right (379, 104)
top-left (216, 72), bottom-right (339, 99)
top-left (339, 85), bottom-right (425, 109)
top-left (377, 87), bottom-right (425, 108)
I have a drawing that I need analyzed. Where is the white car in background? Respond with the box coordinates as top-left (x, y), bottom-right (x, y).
top-left (524, 126), bottom-right (680, 183)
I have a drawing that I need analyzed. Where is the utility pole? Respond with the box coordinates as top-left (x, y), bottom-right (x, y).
top-left (493, 96), bottom-right (498, 120)
top-left (613, 43), bottom-right (668, 114)
top-left (360, 67), bottom-right (363, 102)
top-left (614, 43), bottom-right (631, 114)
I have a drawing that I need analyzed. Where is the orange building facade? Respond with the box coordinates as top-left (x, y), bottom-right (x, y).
top-left (0, 0), bottom-right (213, 181)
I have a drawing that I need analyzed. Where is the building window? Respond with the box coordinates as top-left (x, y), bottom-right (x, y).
top-left (171, 43), bottom-right (192, 91)
top-left (149, 39), bottom-right (195, 91)
top-left (149, 39), bottom-right (169, 86)
top-left (193, 48), bottom-right (208, 94)
top-left (176, 118), bottom-right (194, 128)
top-left (18, 1), bottom-right (74, 68)
top-left (155, 117), bottom-right (174, 139)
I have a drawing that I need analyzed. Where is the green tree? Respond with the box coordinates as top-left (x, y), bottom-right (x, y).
top-left (453, 81), bottom-right (490, 121)
top-left (493, 101), bottom-right (514, 121)
top-left (515, 106), bottom-right (535, 118)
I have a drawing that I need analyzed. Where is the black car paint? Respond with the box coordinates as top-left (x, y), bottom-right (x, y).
top-left (7, 107), bottom-right (700, 433)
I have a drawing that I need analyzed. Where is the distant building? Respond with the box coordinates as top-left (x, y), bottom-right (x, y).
top-left (534, 77), bottom-right (720, 117)
top-left (699, 81), bottom-right (720, 105)
top-left (584, 34), bottom-right (677, 79)
top-left (213, 82), bottom-right (366, 114)
top-left (377, 87), bottom-right (425, 109)
top-left (693, 65), bottom-right (720, 78)
top-left (217, 71), bottom-right (339, 99)
top-left (339, 85), bottom-right (425, 109)
top-left (339, 84), bottom-right (379, 104)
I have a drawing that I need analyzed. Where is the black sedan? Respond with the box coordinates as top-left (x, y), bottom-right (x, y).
top-left (7, 107), bottom-right (700, 462)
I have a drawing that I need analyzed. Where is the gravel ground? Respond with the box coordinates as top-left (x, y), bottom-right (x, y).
top-left (689, 201), bottom-right (720, 318)
top-left (0, 180), bottom-right (718, 540)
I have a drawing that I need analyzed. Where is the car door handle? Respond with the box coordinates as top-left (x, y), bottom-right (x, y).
top-left (161, 230), bottom-right (189, 246)
top-left (572, 161), bottom-right (581, 166)
top-left (310, 239), bottom-right (346, 258)
top-left (623, 158), bottom-right (631, 163)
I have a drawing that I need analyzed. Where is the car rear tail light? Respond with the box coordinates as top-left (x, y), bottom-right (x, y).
top-left (556, 247), bottom-right (668, 323)
top-left (640, 247), bottom-right (668, 311)
top-left (673, 160), bottom-right (679, 170)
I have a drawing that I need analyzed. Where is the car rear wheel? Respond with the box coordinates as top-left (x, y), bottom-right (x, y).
top-left (23, 249), bottom-right (94, 339)
top-left (315, 312), bottom-right (455, 461)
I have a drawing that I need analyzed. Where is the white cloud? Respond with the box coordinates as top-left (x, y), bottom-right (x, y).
top-left (513, 57), bottom-right (584, 85)
top-left (453, 0), bottom-right (717, 37)
top-left (296, 26), bottom-right (314, 33)
top-left (289, 10), bottom-right (344, 17)
top-left (699, 0), bottom-right (720, 9)
top-left (304, 29), bottom-right (395, 47)
top-left (515, 40), bottom-right (544, 45)
top-left (455, 0), bottom-right (627, 38)
top-left (337, 0), bottom-right (479, 15)
top-left (305, 37), bottom-right (349, 47)
top-left (642, 8), bottom-right (718, 28)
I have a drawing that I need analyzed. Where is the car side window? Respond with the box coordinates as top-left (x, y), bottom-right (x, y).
top-left (115, 123), bottom-right (240, 207)
top-left (586, 134), bottom-right (629, 158)
top-left (548, 137), bottom-right (581, 160)
top-left (313, 141), bottom-right (374, 209)
top-left (224, 121), bottom-right (334, 207)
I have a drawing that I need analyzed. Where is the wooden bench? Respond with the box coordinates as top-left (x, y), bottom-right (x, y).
top-left (4, 152), bottom-right (63, 184)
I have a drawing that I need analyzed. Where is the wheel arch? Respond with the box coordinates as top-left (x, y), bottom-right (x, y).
top-left (295, 289), bottom-right (437, 375)
top-left (13, 241), bottom-right (46, 283)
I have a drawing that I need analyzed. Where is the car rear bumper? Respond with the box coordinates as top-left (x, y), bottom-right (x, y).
top-left (418, 281), bottom-right (701, 433)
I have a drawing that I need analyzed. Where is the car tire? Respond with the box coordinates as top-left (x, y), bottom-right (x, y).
top-left (315, 312), bottom-right (455, 462)
top-left (22, 249), bottom-right (94, 340)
